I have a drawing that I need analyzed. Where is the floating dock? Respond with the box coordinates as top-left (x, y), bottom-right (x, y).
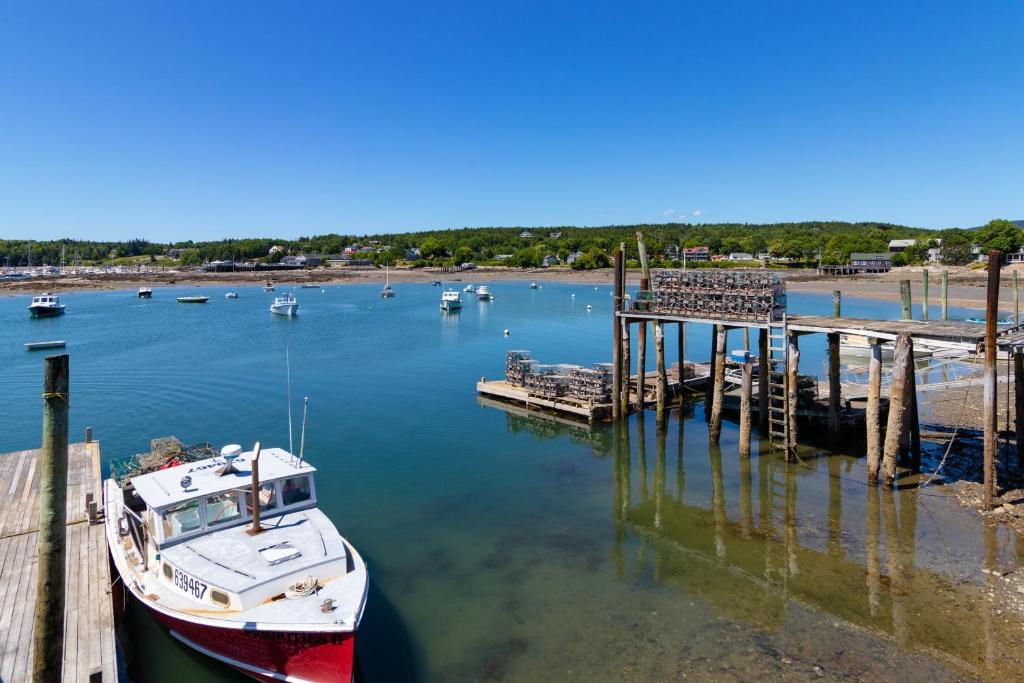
top-left (0, 440), bottom-right (117, 682)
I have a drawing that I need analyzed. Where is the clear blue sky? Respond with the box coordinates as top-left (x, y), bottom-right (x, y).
top-left (1, 1), bottom-right (1021, 241)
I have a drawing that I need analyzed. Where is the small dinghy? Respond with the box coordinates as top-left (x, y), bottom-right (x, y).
top-left (177, 296), bottom-right (209, 304)
top-left (225, 292), bottom-right (238, 299)
top-left (25, 340), bottom-right (67, 350)
top-left (138, 287), bottom-right (153, 299)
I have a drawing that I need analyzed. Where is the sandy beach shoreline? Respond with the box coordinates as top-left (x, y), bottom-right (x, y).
top-left (3, 264), bottom-right (1018, 310)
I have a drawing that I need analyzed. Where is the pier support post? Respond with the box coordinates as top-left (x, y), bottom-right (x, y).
top-left (33, 354), bottom-right (69, 683)
top-left (828, 333), bottom-right (841, 444)
top-left (739, 360), bottom-right (753, 457)
top-left (906, 347), bottom-right (921, 473)
top-left (866, 340), bottom-right (883, 485)
top-left (743, 326), bottom-right (750, 352)
top-left (705, 325), bottom-right (718, 417)
top-left (882, 333), bottom-right (913, 488)
top-left (677, 322), bottom-right (686, 384)
top-left (620, 318), bottom-right (631, 415)
top-left (709, 325), bottom-right (727, 443)
top-left (611, 247), bottom-right (624, 419)
top-left (941, 270), bottom-right (949, 321)
top-left (1015, 349), bottom-right (1024, 469)
top-left (900, 280), bottom-right (912, 321)
top-left (758, 328), bottom-right (768, 432)
top-left (636, 320), bottom-right (647, 413)
top-left (922, 270), bottom-right (929, 320)
top-left (983, 250), bottom-right (1002, 509)
top-left (833, 290), bottom-right (841, 318)
top-left (786, 334), bottom-right (800, 461)
top-left (1015, 270), bottom-right (1020, 324)
top-left (655, 320), bottom-right (667, 427)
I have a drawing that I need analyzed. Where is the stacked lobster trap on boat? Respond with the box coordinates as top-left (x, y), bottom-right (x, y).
top-left (505, 351), bottom-right (613, 402)
top-left (631, 270), bottom-right (786, 322)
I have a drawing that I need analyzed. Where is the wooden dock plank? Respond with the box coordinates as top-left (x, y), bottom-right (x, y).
top-left (0, 442), bottom-right (117, 683)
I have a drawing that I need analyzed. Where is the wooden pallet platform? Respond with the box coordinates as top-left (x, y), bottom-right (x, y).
top-left (0, 441), bottom-right (117, 682)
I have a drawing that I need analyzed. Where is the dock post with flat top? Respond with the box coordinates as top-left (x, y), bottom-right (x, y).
top-left (833, 290), bottom-right (841, 318)
top-left (739, 360), bottom-right (753, 457)
top-left (636, 320), bottom-right (647, 412)
top-left (709, 325), bottom-right (727, 443)
top-left (620, 317), bottom-right (631, 415)
top-left (1015, 349), bottom-right (1024, 469)
top-left (941, 270), bottom-right (949, 321)
top-left (1015, 270), bottom-right (1020, 324)
top-left (655, 320), bottom-right (667, 427)
top-left (866, 340), bottom-right (883, 484)
top-left (983, 250), bottom-right (1002, 509)
top-left (900, 280), bottom-right (912, 321)
top-left (882, 333), bottom-right (913, 488)
top-left (758, 328), bottom-right (768, 432)
top-left (611, 247), bottom-right (623, 419)
top-left (922, 270), bottom-right (929, 320)
top-left (828, 332), bottom-right (841, 444)
top-left (32, 354), bottom-right (70, 683)
top-left (705, 324), bottom-right (718, 416)
top-left (786, 334), bottom-right (800, 461)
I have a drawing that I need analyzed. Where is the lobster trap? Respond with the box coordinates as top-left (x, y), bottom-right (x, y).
top-left (631, 270), bottom-right (786, 322)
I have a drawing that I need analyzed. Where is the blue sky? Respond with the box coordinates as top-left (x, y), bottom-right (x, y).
top-left (1, 1), bottom-right (1021, 241)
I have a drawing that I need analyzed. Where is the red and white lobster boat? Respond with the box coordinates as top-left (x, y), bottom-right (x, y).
top-left (104, 443), bottom-right (368, 682)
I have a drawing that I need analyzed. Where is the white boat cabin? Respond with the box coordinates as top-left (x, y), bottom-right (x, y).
top-left (31, 294), bottom-right (61, 306)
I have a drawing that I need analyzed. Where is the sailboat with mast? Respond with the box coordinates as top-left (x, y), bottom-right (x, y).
top-left (381, 263), bottom-right (395, 298)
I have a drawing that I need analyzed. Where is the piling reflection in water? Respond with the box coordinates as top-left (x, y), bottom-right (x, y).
top-left (602, 410), bottom-right (1024, 680)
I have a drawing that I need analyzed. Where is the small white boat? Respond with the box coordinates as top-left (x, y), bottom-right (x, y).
top-left (381, 265), bottom-right (395, 298)
top-left (176, 296), bottom-right (209, 304)
top-left (529, 282), bottom-right (538, 289)
top-left (270, 293), bottom-right (298, 316)
top-left (440, 290), bottom-right (462, 311)
top-left (463, 284), bottom-right (476, 293)
top-left (300, 284), bottom-right (321, 289)
top-left (840, 334), bottom-right (933, 358)
top-left (29, 293), bottom-right (66, 318)
top-left (25, 340), bottom-right (67, 350)
top-left (263, 282), bottom-right (275, 292)
top-left (476, 286), bottom-right (493, 301)
top-left (225, 292), bottom-right (238, 299)
top-left (138, 287), bottom-right (153, 299)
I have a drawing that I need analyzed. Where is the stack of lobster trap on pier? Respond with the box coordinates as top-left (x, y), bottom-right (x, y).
top-left (632, 270), bottom-right (786, 322)
top-left (505, 351), bottom-right (613, 402)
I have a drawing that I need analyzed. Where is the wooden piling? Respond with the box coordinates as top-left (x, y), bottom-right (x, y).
top-left (655, 320), bottom-right (667, 427)
top-left (636, 320), bottom-right (647, 413)
top-left (1015, 270), bottom-right (1020, 324)
top-left (705, 324), bottom-right (718, 416)
top-left (742, 326), bottom-right (749, 352)
top-left (900, 280), bottom-right (912, 321)
top-left (881, 333), bottom-right (913, 488)
top-left (1015, 349), bottom-right (1024, 469)
top-left (833, 290), bottom-right (841, 318)
top-left (32, 354), bottom-right (70, 683)
top-left (983, 250), bottom-right (1002, 509)
top-left (248, 442), bottom-right (264, 534)
top-left (709, 325), bottom-right (727, 443)
top-left (922, 270), bottom-right (929, 320)
top-left (786, 334), bottom-right (799, 460)
top-left (827, 332), bottom-right (841, 444)
top-left (611, 247), bottom-right (623, 419)
top-left (739, 360), bottom-right (753, 457)
top-left (620, 318), bottom-right (631, 415)
top-left (677, 322), bottom-right (686, 384)
top-left (758, 328), bottom-right (768, 432)
top-left (906, 346), bottom-right (921, 473)
top-left (866, 340), bottom-right (883, 484)
top-left (941, 269), bottom-right (949, 321)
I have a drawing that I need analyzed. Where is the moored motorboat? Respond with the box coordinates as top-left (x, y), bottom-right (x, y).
top-left (225, 291), bottom-right (238, 299)
top-left (28, 293), bottom-right (66, 318)
top-left (529, 282), bottom-right (538, 289)
top-left (177, 296), bottom-right (209, 304)
top-left (840, 333), bottom-right (933, 358)
top-left (381, 265), bottom-right (396, 298)
top-left (270, 293), bottom-right (298, 316)
top-left (138, 287), bottom-right (153, 299)
top-left (440, 290), bottom-right (462, 311)
top-left (24, 340), bottom-right (66, 350)
top-left (476, 286), bottom-right (493, 301)
top-left (104, 443), bottom-right (368, 683)
top-left (463, 284), bottom-right (475, 293)
top-left (263, 282), bottom-right (276, 292)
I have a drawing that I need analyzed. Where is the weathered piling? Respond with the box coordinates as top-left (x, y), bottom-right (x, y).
top-left (900, 280), bottom-right (912, 321)
top-left (866, 340), bottom-right (883, 484)
top-left (32, 354), bottom-right (70, 683)
top-left (248, 441), bottom-right (264, 534)
top-left (906, 347), bottom-right (921, 472)
top-left (612, 247), bottom-right (623, 419)
top-left (620, 318), bottom-right (631, 415)
top-left (655, 320), bottom-right (667, 426)
top-left (882, 333), bottom-right (913, 488)
top-left (758, 329), bottom-right (768, 432)
top-left (705, 324), bottom-right (718, 415)
top-left (785, 334), bottom-right (800, 460)
top-left (1015, 270), bottom-right (1020, 324)
top-left (941, 269), bottom-right (949, 321)
top-left (636, 321), bottom-right (647, 412)
top-left (827, 333), bottom-right (841, 443)
top-left (983, 250), bottom-right (1002, 509)
top-left (1016, 349), bottom-right (1024, 468)
top-left (677, 322), bottom-right (686, 382)
top-left (833, 290), bottom-right (841, 318)
top-left (742, 326), bottom-right (749, 352)
top-left (739, 360), bottom-right (753, 457)
top-left (921, 270), bottom-right (929, 320)
top-left (709, 325), bottom-right (727, 443)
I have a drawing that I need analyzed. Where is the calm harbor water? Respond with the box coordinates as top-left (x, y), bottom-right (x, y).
top-left (2, 282), bottom-right (1022, 681)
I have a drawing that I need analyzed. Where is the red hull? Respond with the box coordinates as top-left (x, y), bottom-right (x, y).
top-left (146, 600), bottom-right (354, 682)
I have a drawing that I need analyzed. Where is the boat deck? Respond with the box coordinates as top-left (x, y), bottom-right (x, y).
top-left (0, 441), bottom-right (118, 682)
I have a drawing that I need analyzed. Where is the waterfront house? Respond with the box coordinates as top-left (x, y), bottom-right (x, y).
top-left (542, 255), bottom-right (558, 267)
top-left (682, 246), bottom-right (710, 262)
top-left (727, 252), bottom-right (754, 261)
top-left (849, 252), bottom-right (892, 272)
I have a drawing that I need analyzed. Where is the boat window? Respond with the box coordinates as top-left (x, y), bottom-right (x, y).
top-left (206, 490), bottom-right (242, 525)
top-left (242, 482), bottom-right (277, 514)
top-left (162, 499), bottom-right (202, 538)
top-left (210, 590), bottom-right (230, 607)
top-left (281, 476), bottom-right (312, 506)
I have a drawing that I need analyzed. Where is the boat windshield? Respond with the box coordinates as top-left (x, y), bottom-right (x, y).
top-left (281, 475), bottom-right (312, 506)
top-left (162, 499), bottom-right (202, 538)
top-left (206, 490), bottom-right (242, 526)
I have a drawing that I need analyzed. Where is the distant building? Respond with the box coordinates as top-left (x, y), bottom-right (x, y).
top-left (495, 254), bottom-right (514, 261)
top-left (927, 247), bottom-right (942, 263)
top-left (849, 253), bottom-right (892, 272)
top-left (328, 256), bottom-right (372, 266)
top-left (405, 247), bottom-right (421, 260)
top-left (280, 254), bottom-right (321, 267)
top-left (888, 239), bottom-right (916, 253)
top-left (549, 231), bottom-right (562, 239)
top-left (542, 255), bottom-right (558, 267)
top-left (519, 231), bottom-right (535, 239)
top-left (681, 246), bottom-right (710, 262)
top-left (566, 251), bottom-right (582, 265)
top-left (269, 245), bottom-right (285, 255)
top-left (460, 262), bottom-right (477, 270)
top-left (664, 245), bottom-right (680, 259)
top-left (1005, 247), bottom-right (1024, 264)
top-left (710, 254), bottom-right (727, 262)
top-left (727, 252), bottom-right (754, 261)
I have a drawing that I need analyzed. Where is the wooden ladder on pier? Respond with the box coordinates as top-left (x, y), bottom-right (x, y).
top-left (766, 312), bottom-right (790, 453)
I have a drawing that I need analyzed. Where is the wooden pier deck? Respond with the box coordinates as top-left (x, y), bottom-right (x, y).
top-left (0, 441), bottom-right (117, 682)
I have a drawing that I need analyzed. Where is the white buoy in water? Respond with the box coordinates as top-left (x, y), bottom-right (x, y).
top-left (503, 329), bottom-right (510, 336)
top-left (586, 304), bottom-right (592, 310)
top-left (571, 293), bottom-right (575, 298)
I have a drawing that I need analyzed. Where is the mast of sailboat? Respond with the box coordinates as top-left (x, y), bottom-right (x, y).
top-left (286, 347), bottom-right (294, 458)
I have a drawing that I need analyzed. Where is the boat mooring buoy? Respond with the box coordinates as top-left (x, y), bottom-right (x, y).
top-left (503, 329), bottom-right (510, 336)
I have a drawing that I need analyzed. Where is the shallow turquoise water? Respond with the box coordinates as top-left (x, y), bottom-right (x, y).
top-left (1, 282), bottom-right (1020, 681)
